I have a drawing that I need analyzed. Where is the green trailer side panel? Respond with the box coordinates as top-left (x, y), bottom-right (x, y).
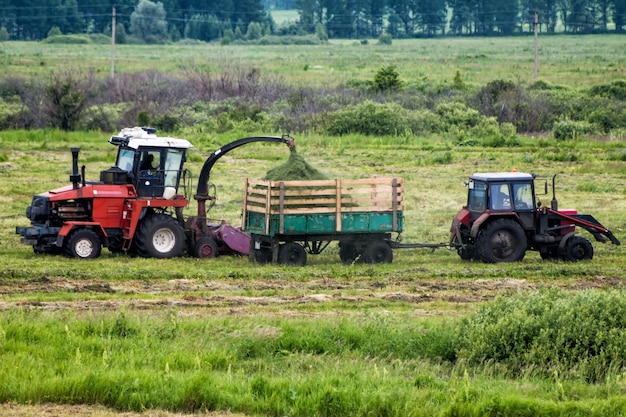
top-left (245, 211), bottom-right (403, 236)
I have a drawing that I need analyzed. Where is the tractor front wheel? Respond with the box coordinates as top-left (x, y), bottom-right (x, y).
top-left (64, 229), bottom-right (102, 259)
top-left (135, 214), bottom-right (185, 259)
top-left (477, 219), bottom-right (527, 263)
top-left (563, 236), bottom-right (593, 262)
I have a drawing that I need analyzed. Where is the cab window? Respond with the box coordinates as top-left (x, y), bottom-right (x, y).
top-left (513, 183), bottom-right (534, 210)
top-left (490, 184), bottom-right (511, 210)
top-left (468, 181), bottom-right (487, 211)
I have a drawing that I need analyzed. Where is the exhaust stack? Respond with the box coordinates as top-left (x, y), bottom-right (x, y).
top-left (70, 147), bottom-right (81, 189)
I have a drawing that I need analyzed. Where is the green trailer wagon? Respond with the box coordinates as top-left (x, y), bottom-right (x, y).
top-left (242, 177), bottom-right (404, 265)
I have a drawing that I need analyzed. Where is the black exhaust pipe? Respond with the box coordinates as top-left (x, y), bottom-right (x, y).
top-left (70, 147), bottom-right (81, 189)
top-left (551, 174), bottom-right (558, 210)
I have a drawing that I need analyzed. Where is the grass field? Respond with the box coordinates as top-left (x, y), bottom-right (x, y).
top-left (1, 126), bottom-right (626, 416)
top-left (1, 34), bottom-right (625, 88)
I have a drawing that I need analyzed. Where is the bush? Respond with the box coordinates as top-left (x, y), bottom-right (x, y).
top-left (372, 65), bottom-right (402, 92)
top-left (588, 80), bottom-right (626, 100)
top-left (41, 34), bottom-right (92, 44)
top-left (378, 33), bottom-right (392, 45)
top-left (435, 102), bottom-right (482, 129)
top-left (458, 288), bottom-right (626, 382)
top-left (324, 101), bottom-right (411, 136)
top-left (552, 119), bottom-right (596, 140)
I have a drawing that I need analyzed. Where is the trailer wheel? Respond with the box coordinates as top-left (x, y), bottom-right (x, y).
top-left (193, 237), bottom-right (219, 258)
top-left (362, 241), bottom-right (393, 264)
top-left (339, 242), bottom-right (360, 264)
top-left (64, 229), bottom-right (102, 259)
top-left (253, 248), bottom-right (273, 264)
top-left (278, 242), bottom-right (307, 266)
top-left (563, 236), bottom-right (593, 262)
top-left (477, 219), bottom-right (527, 263)
top-left (135, 214), bottom-right (184, 259)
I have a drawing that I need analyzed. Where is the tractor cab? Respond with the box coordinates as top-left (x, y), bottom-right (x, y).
top-left (102, 127), bottom-right (193, 198)
top-left (466, 172), bottom-right (536, 229)
top-left (451, 171), bottom-right (620, 263)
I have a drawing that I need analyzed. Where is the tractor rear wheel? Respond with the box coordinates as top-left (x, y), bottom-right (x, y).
top-left (278, 242), bottom-right (307, 266)
top-left (563, 236), bottom-right (593, 261)
top-left (64, 229), bottom-right (102, 259)
top-left (362, 240), bottom-right (393, 264)
top-left (135, 214), bottom-right (184, 259)
top-left (193, 237), bottom-right (219, 258)
top-left (477, 219), bottom-right (527, 263)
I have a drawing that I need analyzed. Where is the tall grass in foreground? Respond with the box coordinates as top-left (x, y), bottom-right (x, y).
top-left (3, 289), bottom-right (626, 416)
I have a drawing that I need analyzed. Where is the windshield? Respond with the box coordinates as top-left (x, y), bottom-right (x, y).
top-left (116, 148), bottom-right (135, 172)
top-left (468, 180), bottom-right (487, 211)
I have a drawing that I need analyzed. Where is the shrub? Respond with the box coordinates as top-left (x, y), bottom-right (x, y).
top-left (435, 102), bottom-right (482, 129)
top-left (44, 69), bottom-right (96, 131)
top-left (378, 33), bottom-right (392, 45)
top-left (372, 65), bottom-right (402, 92)
top-left (588, 80), bottom-right (626, 100)
top-left (0, 26), bottom-right (8, 41)
top-left (552, 119), bottom-right (595, 140)
top-left (41, 34), bottom-right (92, 44)
top-left (80, 103), bottom-right (128, 132)
top-left (324, 101), bottom-right (410, 136)
top-left (47, 26), bottom-right (62, 37)
top-left (457, 288), bottom-right (626, 382)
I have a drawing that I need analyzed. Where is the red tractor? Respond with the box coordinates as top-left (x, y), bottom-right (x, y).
top-left (16, 127), bottom-right (294, 259)
top-left (450, 172), bottom-right (620, 263)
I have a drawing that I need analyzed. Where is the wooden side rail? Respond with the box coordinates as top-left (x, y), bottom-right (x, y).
top-left (242, 177), bottom-right (404, 233)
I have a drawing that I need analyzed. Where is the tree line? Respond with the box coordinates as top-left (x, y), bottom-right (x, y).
top-left (0, 0), bottom-right (624, 42)
top-left (297, 0), bottom-right (626, 38)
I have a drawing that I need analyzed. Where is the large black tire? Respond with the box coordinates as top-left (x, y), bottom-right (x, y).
top-left (64, 229), bottom-right (102, 259)
top-left (362, 240), bottom-right (393, 264)
top-left (563, 236), bottom-right (594, 262)
top-left (477, 219), bottom-right (527, 263)
top-left (135, 214), bottom-right (185, 259)
top-left (278, 242), bottom-right (307, 266)
top-left (193, 237), bottom-right (219, 258)
top-left (339, 241), bottom-right (360, 264)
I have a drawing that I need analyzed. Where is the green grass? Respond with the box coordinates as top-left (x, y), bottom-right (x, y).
top-left (1, 35), bottom-right (625, 87)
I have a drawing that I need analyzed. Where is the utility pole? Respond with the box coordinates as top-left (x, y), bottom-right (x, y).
top-left (111, 6), bottom-right (116, 79)
top-left (533, 11), bottom-right (538, 81)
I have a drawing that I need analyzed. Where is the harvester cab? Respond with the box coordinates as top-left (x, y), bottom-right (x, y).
top-left (450, 172), bottom-right (620, 263)
top-left (103, 127), bottom-right (193, 199)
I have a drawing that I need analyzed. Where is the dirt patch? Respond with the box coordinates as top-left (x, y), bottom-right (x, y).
top-left (0, 275), bottom-right (612, 314)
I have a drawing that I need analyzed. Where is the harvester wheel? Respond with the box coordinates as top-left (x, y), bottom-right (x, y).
top-left (339, 242), bottom-right (360, 264)
top-left (193, 237), bottom-right (219, 258)
top-left (563, 236), bottom-right (593, 262)
top-left (362, 241), bottom-right (393, 264)
top-left (278, 242), bottom-right (307, 266)
top-left (64, 229), bottom-right (102, 259)
top-left (135, 214), bottom-right (184, 259)
top-left (477, 219), bottom-right (527, 263)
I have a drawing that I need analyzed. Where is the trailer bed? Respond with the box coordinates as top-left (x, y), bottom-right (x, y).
top-left (242, 177), bottom-right (404, 265)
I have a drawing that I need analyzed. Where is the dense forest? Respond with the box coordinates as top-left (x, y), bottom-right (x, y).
top-left (0, 0), bottom-right (624, 41)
